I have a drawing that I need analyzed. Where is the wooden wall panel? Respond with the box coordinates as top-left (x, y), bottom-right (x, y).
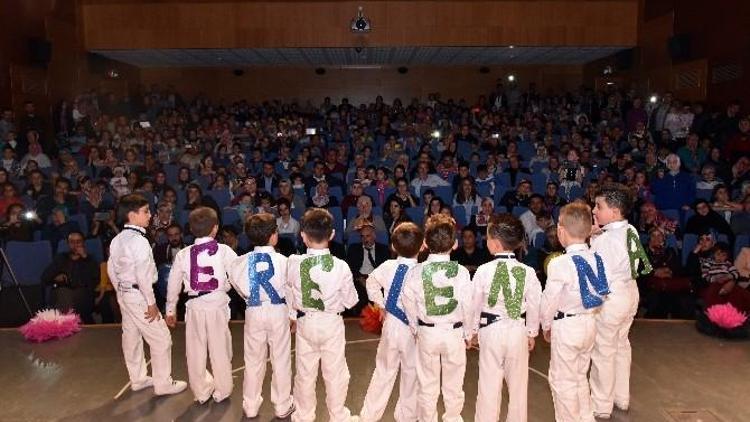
top-left (82, 1), bottom-right (638, 50)
top-left (139, 65), bottom-right (583, 104)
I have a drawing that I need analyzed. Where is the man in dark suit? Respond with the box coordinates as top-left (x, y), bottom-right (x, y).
top-left (345, 222), bottom-right (389, 316)
top-left (305, 161), bottom-right (343, 193)
top-left (258, 161), bottom-right (279, 194)
top-left (152, 223), bottom-right (185, 313)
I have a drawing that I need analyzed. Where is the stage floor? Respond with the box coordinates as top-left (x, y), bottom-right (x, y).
top-left (0, 320), bottom-right (747, 422)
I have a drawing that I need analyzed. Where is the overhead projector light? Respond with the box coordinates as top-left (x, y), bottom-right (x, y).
top-left (351, 6), bottom-right (371, 32)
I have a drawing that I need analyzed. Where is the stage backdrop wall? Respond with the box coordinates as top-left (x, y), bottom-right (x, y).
top-left (139, 65), bottom-right (583, 104)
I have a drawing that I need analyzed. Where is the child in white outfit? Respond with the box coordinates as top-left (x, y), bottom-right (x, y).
top-left (165, 206), bottom-right (237, 403)
top-left (470, 213), bottom-right (541, 422)
top-left (541, 202), bottom-right (610, 422)
top-left (359, 222), bottom-right (424, 422)
top-left (108, 194), bottom-right (186, 396)
top-left (228, 213), bottom-right (295, 419)
top-left (286, 208), bottom-right (359, 422)
top-left (402, 214), bottom-right (474, 422)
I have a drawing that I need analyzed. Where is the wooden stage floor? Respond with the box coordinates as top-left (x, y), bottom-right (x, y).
top-left (0, 320), bottom-right (748, 421)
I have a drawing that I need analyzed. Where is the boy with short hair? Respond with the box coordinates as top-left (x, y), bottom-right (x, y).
top-left (359, 222), bottom-right (424, 422)
top-left (541, 202), bottom-right (610, 422)
top-left (286, 208), bottom-right (359, 422)
top-left (165, 206), bottom-right (238, 403)
top-left (228, 213), bottom-right (295, 419)
top-left (402, 214), bottom-right (473, 422)
top-left (108, 194), bottom-right (187, 396)
top-left (471, 214), bottom-right (542, 422)
top-left (590, 183), bottom-right (651, 418)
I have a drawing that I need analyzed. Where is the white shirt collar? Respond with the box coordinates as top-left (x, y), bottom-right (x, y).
top-left (306, 248), bottom-right (330, 256)
top-left (397, 257), bottom-right (418, 265)
top-left (253, 245), bottom-right (275, 253)
top-left (426, 253), bottom-right (451, 262)
top-left (565, 243), bottom-right (588, 253)
top-left (194, 236), bottom-right (215, 245)
top-left (124, 224), bottom-right (146, 234)
top-left (603, 220), bottom-right (628, 231)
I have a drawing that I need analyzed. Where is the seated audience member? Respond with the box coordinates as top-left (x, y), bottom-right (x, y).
top-left (340, 179), bottom-right (365, 216)
top-left (0, 203), bottom-right (40, 241)
top-left (452, 176), bottom-right (482, 214)
top-left (384, 198), bottom-right (411, 235)
top-left (651, 154), bottom-right (696, 211)
top-left (466, 197), bottom-right (494, 237)
top-left (36, 178), bottom-right (78, 222)
top-left (41, 231), bottom-right (100, 324)
top-left (684, 199), bottom-right (734, 243)
top-left (696, 164), bottom-right (722, 190)
top-left (307, 180), bottom-right (339, 208)
top-left (345, 194), bottom-right (387, 234)
top-left (276, 198), bottom-right (300, 238)
top-left (42, 206), bottom-right (81, 252)
top-left (386, 177), bottom-right (418, 210)
top-left (346, 222), bottom-right (389, 316)
top-left (544, 181), bottom-right (567, 211)
top-left (699, 242), bottom-right (750, 313)
top-left (538, 225), bottom-right (564, 284)
top-left (0, 182), bottom-right (22, 218)
top-left (276, 178), bottom-right (306, 211)
top-left (639, 228), bottom-right (692, 318)
top-left (23, 169), bottom-right (52, 201)
top-left (96, 254), bottom-right (121, 324)
top-left (90, 207), bottom-right (119, 248)
top-left (410, 161), bottom-right (450, 195)
top-left (711, 184), bottom-right (742, 223)
top-left (450, 227), bottom-right (490, 276)
top-left (499, 178), bottom-right (533, 212)
top-left (519, 194), bottom-right (551, 246)
top-left (637, 202), bottom-right (678, 236)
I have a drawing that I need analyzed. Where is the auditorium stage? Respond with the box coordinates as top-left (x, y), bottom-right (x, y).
top-left (0, 320), bottom-right (747, 421)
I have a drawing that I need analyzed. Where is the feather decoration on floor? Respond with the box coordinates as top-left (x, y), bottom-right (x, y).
top-left (360, 304), bottom-right (384, 334)
top-left (19, 309), bottom-right (82, 343)
top-left (705, 303), bottom-right (748, 330)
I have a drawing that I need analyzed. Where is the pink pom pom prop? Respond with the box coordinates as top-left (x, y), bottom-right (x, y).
top-left (19, 309), bottom-right (82, 343)
top-left (706, 303), bottom-right (748, 330)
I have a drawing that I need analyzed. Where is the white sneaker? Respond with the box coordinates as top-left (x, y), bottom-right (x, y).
top-left (615, 402), bottom-right (630, 412)
top-left (155, 380), bottom-right (188, 396)
top-left (131, 377), bottom-right (153, 392)
top-left (594, 412), bottom-right (611, 420)
top-left (350, 416), bottom-right (361, 422)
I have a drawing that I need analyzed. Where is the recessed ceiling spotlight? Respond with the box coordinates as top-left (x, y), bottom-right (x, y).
top-left (507, 74), bottom-right (516, 82)
top-left (509, 45), bottom-right (515, 49)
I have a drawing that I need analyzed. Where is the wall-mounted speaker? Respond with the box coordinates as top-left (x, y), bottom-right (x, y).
top-left (315, 68), bottom-right (326, 75)
top-left (668, 34), bottom-right (691, 62)
top-left (28, 38), bottom-right (51, 67)
top-left (397, 66), bottom-right (408, 74)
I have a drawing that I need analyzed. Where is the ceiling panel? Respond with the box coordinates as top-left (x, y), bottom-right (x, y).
top-left (91, 46), bottom-right (625, 68)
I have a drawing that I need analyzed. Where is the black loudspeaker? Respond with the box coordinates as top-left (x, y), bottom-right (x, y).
top-left (615, 48), bottom-right (635, 70)
top-left (668, 34), bottom-right (691, 61)
top-left (87, 52), bottom-right (108, 74)
top-left (28, 38), bottom-right (51, 67)
top-left (397, 66), bottom-right (408, 74)
top-left (315, 68), bottom-right (326, 75)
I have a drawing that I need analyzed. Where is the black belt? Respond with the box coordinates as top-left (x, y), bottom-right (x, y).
top-left (248, 298), bottom-right (287, 307)
top-left (418, 319), bottom-right (463, 329)
top-left (479, 311), bottom-right (526, 328)
top-left (554, 311), bottom-right (578, 321)
top-left (185, 291), bottom-right (213, 301)
top-left (296, 310), bottom-right (341, 319)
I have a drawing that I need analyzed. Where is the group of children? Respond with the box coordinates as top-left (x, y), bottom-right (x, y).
top-left (106, 181), bottom-right (649, 421)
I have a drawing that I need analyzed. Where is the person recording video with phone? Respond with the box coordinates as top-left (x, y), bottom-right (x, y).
top-left (0, 203), bottom-right (41, 242)
top-left (90, 208), bottom-right (120, 248)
